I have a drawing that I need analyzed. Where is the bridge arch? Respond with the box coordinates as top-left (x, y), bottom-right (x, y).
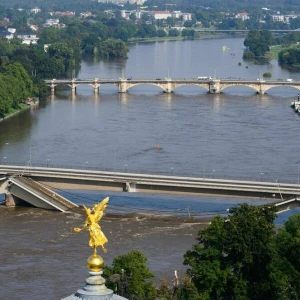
top-left (263, 85), bottom-right (300, 94)
top-left (219, 83), bottom-right (260, 94)
top-left (171, 83), bottom-right (210, 93)
top-left (125, 82), bottom-right (168, 93)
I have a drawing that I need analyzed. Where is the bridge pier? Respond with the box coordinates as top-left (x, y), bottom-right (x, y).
top-left (118, 80), bottom-right (127, 93)
top-left (67, 83), bottom-right (78, 94)
top-left (5, 192), bottom-right (22, 207)
top-left (258, 83), bottom-right (267, 95)
top-left (165, 79), bottom-right (173, 93)
top-left (90, 83), bottom-right (101, 94)
top-left (209, 79), bottom-right (221, 94)
top-left (50, 83), bottom-right (57, 94)
top-left (124, 182), bottom-right (136, 192)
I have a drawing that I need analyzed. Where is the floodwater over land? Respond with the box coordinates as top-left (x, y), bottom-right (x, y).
top-left (1, 37), bottom-right (300, 298)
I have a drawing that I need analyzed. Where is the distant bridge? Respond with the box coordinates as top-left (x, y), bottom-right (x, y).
top-left (45, 78), bottom-right (300, 95)
top-left (195, 29), bottom-right (300, 33)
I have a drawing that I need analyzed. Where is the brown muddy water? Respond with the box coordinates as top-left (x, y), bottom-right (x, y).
top-left (0, 206), bottom-right (205, 300)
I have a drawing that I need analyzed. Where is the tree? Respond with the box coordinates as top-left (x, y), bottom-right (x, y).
top-left (98, 39), bottom-right (128, 58)
top-left (5, 62), bottom-right (33, 99)
top-left (183, 204), bottom-right (284, 299)
top-left (104, 250), bottom-right (156, 299)
top-left (168, 29), bottom-right (180, 37)
top-left (274, 214), bottom-right (300, 298)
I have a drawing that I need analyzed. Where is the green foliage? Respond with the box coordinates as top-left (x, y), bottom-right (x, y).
top-left (0, 62), bottom-right (34, 114)
top-left (183, 204), bottom-right (281, 299)
top-left (176, 277), bottom-right (200, 300)
top-left (244, 30), bottom-right (273, 57)
top-left (243, 50), bottom-right (255, 60)
top-left (182, 29), bottom-right (195, 37)
top-left (168, 29), bottom-right (180, 37)
top-left (263, 72), bottom-right (272, 78)
top-left (273, 214), bottom-right (300, 298)
top-left (98, 39), bottom-right (128, 58)
top-left (278, 48), bottom-right (300, 66)
top-left (104, 250), bottom-right (156, 299)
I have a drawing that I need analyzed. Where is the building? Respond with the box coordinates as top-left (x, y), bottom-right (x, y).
top-left (235, 13), bottom-right (250, 21)
top-left (29, 7), bottom-right (41, 14)
top-left (272, 15), bottom-right (285, 22)
top-left (121, 10), bottom-right (133, 19)
top-left (52, 11), bottom-right (75, 17)
top-left (16, 32), bottom-right (39, 44)
top-left (150, 11), bottom-right (172, 20)
top-left (44, 19), bottom-right (60, 27)
top-left (182, 13), bottom-right (192, 21)
top-left (172, 11), bottom-right (182, 19)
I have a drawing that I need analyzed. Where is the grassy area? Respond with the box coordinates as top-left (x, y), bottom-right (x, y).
top-left (267, 44), bottom-right (300, 60)
top-left (0, 103), bottom-right (30, 121)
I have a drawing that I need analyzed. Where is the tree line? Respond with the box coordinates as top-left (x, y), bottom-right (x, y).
top-left (243, 30), bottom-right (300, 67)
top-left (0, 62), bottom-right (35, 115)
top-left (102, 204), bottom-right (300, 299)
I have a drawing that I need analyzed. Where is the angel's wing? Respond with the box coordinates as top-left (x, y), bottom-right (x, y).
top-left (92, 197), bottom-right (109, 222)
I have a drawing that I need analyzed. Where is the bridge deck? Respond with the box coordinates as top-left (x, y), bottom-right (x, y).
top-left (1, 165), bottom-right (300, 200)
top-left (8, 175), bottom-right (78, 211)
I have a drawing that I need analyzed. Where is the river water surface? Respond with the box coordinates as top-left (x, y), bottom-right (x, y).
top-left (1, 37), bottom-right (300, 299)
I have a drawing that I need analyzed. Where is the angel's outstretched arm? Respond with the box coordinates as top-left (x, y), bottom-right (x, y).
top-left (74, 223), bottom-right (87, 232)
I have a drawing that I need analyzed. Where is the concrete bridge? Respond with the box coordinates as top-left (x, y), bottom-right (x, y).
top-left (1, 165), bottom-right (300, 213)
top-left (1, 164), bottom-right (300, 199)
top-left (0, 173), bottom-right (78, 212)
top-left (45, 78), bottom-right (300, 95)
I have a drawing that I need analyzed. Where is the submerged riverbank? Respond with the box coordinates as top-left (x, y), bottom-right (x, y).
top-left (0, 99), bottom-right (38, 123)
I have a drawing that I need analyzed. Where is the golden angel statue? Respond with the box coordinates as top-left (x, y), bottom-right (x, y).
top-left (74, 197), bottom-right (109, 255)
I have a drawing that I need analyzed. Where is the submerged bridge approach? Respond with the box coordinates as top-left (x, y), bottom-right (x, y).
top-left (45, 78), bottom-right (300, 95)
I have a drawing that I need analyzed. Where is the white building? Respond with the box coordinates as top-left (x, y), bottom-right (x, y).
top-left (30, 7), bottom-right (41, 14)
top-left (44, 19), bottom-right (60, 27)
top-left (16, 32), bottom-right (39, 44)
top-left (172, 11), bottom-right (182, 19)
top-left (150, 11), bottom-right (172, 20)
top-left (121, 10), bottom-right (133, 19)
top-left (272, 15), bottom-right (285, 22)
top-left (182, 13), bottom-right (192, 21)
top-left (235, 13), bottom-right (250, 21)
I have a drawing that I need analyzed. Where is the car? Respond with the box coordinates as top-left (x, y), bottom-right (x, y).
top-left (127, 77), bottom-right (132, 80)
top-left (156, 78), bottom-right (161, 80)
top-left (287, 78), bottom-right (294, 82)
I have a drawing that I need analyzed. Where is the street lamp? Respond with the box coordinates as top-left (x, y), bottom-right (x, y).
top-left (29, 144), bottom-right (33, 169)
top-left (276, 178), bottom-right (283, 201)
top-left (203, 156), bottom-right (206, 181)
top-left (297, 161), bottom-right (300, 186)
top-left (125, 164), bottom-right (128, 172)
top-left (261, 172), bottom-right (264, 182)
top-left (171, 167), bottom-right (174, 176)
top-left (46, 159), bottom-right (50, 167)
top-left (85, 161), bottom-right (88, 169)
top-left (114, 150), bottom-right (117, 173)
top-left (213, 169), bottom-right (215, 179)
